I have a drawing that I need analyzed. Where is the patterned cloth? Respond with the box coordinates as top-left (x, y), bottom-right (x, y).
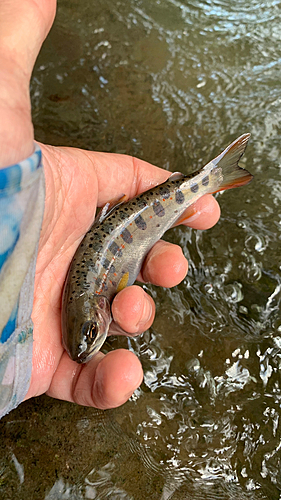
top-left (0, 145), bottom-right (45, 418)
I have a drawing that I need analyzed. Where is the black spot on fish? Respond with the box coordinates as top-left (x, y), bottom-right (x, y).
top-left (121, 228), bottom-right (133, 244)
top-left (153, 200), bottom-right (165, 217)
top-left (175, 190), bottom-right (185, 204)
top-left (202, 176), bottom-right (209, 186)
top-left (109, 264), bottom-right (116, 274)
top-left (134, 215), bottom-right (147, 230)
top-left (109, 241), bottom-right (122, 257)
top-left (191, 183), bottom-right (199, 193)
top-left (159, 186), bottom-right (170, 199)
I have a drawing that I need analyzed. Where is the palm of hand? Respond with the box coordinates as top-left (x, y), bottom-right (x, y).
top-left (25, 144), bottom-right (219, 409)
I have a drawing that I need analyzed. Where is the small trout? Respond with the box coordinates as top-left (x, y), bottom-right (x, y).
top-left (62, 133), bottom-right (253, 363)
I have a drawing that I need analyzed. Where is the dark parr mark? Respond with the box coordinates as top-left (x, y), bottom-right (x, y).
top-left (137, 199), bottom-right (148, 210)
top-left (109, 264), bottom-right (116, 274)
top-left (159, 186), bottom-right (170, 199)
top-left (117, 210), bottom-right (128, 221)
top-left (101, 222), bottom-right (114, 235)
top-left (153, 201), bottom-right (165, 217)
top-left (95, 277), bottom-right (102, 288)
top-left (175, 190), bottom-right (185, 204)
top-left (109, 241), bottom-right (122, 257)
top-left (190, 183), bottom-right (199, 193)
top-left (90, 240), bottom-right (103, 253)
top-left (102, 258), bottom-right (111, 270)
top-left (121, 228), bottom-right (133, 244)
top-left (101, 259), bottom-right (116, 274)
top-left (134, 215), bottom-right (147, 230)
top-left (202, 176), bottom-right (209, 186)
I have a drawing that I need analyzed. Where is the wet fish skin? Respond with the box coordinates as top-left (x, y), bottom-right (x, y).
top-left (62, 133), bottom-right (253, 363)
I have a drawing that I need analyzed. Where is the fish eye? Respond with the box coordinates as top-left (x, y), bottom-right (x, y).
top-left (81, 321), bottom-right (98, 342)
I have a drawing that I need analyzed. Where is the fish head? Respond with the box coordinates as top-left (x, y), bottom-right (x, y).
top-left (62, 294), bottom-right (112, 363)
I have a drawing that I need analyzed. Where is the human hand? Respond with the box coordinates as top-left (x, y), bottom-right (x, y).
top-left (26, 145), bottom-right (220, 408)
top-left (0, 0), bottom-right (220, 410)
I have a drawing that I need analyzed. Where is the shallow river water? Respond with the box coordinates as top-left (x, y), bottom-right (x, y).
top-left (1, 0), bottom-right (281, 498)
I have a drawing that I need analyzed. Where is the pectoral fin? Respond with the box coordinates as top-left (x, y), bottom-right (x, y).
top-left (116, 272), bottom-right (130, 293)
top-left (171, 205), bottom-right (197, 227)
top-left (95, 194), bottom-right (129, 224)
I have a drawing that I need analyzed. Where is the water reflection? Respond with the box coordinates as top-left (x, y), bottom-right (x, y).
top-left (1, 0), bottom-right (281, 498)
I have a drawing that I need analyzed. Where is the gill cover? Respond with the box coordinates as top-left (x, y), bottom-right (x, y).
top-left (62, 294), bottom-right (112, 363)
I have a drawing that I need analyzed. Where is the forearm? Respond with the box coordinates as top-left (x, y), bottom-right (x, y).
top-left (0, 0), bottom-right (56, 167)
top-left (0, 0), bottom-right (56, 417)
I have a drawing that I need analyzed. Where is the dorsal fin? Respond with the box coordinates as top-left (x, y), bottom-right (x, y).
top-left (169, 171), bottom-right (185, 181)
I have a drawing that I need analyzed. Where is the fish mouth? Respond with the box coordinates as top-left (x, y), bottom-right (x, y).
top-left (75, 337), bottom-right (106, 363)
top-left (75, 350), bottom-right (93, 364)
top-left (75, 354), bottom-right (88, 364)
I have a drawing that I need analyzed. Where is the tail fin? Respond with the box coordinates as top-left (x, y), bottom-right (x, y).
top-left (210, 133), bottom-right (253, 191)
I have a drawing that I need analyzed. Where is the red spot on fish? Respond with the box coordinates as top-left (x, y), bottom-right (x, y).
top-left (149, 216), bottom-right (153, 219)
top-left (121, 244), bottom-right (125, 249)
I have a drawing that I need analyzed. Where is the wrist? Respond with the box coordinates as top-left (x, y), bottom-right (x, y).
top-left (0, 0), bottom-right (57, 167)
top-left (0, 56), bottom-right (34, 168)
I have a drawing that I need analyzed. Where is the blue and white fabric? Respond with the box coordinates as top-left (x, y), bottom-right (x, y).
top-left (0, 145), bottom-right (44, 418)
